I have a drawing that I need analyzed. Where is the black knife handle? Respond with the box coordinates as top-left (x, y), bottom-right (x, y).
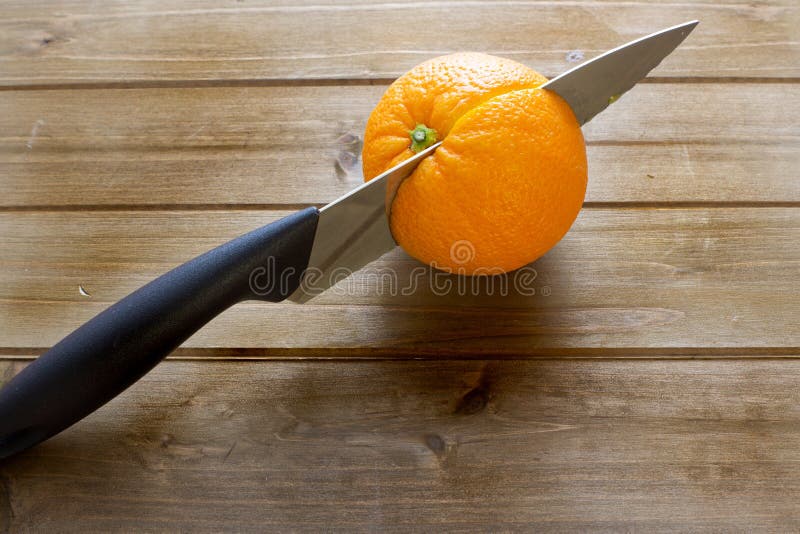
top-left (0, 207), bottom-right (319, 459)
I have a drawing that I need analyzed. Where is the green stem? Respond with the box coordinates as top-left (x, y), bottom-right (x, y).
top-left (409, 124), bottom-right (438, 152)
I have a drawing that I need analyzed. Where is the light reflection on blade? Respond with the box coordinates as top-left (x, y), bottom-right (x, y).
top-left (287, 142), bottom-right (441, 303)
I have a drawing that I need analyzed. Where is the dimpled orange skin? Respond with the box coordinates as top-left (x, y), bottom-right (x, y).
top-left (362, 52), bottom-right (588, 274)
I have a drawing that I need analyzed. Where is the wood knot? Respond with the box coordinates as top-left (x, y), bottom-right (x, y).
top-left (335, 132), bottom-right (361, 150)
top-left (334, 132), bottom-right (362, 176)
top-left (335, 150), bottom-right (359, 171)
top-left (424, 433), bottom-right (446, 456)
top-left (34, 32), bottom-right (57, 50)
top-left (454, 386), bottom-right (489, 415)
top-left (566, 50), bottom-right (584, 63)
top-left (22, 30), bottom-right (64, 55)
top-left (159, 434), bottom-right (174, 448)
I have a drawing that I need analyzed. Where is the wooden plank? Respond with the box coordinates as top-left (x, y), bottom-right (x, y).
top-left (1, 83), bottom-right (798, 207)
top-left (1, 1), bottom-right (798, 85)
top-left (0, 207), bottom-right (797, 352)
top-left (1, 358), bottom-right (799, 530)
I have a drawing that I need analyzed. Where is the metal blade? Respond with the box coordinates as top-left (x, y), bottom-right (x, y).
top-left (543, 20), bottom-right (698, 125)
top-left (288, 22), bottom-right (697, 302)
top-left (287, 142), bottom-right (441, 303)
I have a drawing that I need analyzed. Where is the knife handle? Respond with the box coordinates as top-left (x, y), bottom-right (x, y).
top-left (0, 207), bottom-right (319, 459)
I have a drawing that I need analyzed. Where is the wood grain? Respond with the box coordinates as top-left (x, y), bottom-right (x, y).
top-left (1, 0), bottom-right (799, 529)
top-left (1, 0), bottom-right (798, 86)
top-left (1, 83), bottom-right (798, 207)
top-left (0, 208), bottom-right (797, 353)
top-left (1, 358), bottom-right (799, 531)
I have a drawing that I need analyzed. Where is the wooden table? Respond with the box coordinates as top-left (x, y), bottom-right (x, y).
top-left (1, 1), bottom-right (799, 531)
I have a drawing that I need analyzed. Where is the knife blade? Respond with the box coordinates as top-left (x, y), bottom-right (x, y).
top-left (288, 142), bottom-right (441, 303)
top-left (291, 20), bottom-right (698, 302)
top-left (544, 20), bottom-right (698, 125)
top-left (0, 21), bottom-right (698, 459)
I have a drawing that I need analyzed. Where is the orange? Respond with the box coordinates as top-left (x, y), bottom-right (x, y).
top-left (362, 52), bottom-right (588, 274)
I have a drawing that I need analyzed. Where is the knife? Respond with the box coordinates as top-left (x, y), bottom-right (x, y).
top-left (0, 21), bottom-right (698, 459)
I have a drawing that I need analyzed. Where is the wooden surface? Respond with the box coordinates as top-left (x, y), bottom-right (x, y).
top-left (3, 359), bottom-right (800, 531)
top-left (1, 1), bottom-right (799, 531)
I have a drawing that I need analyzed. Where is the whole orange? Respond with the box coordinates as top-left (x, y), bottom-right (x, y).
top-left (362, 53), bottom-right (587, 274)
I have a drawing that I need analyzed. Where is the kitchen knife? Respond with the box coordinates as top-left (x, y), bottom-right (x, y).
top-left (0, 21), bottom-right (698, 459)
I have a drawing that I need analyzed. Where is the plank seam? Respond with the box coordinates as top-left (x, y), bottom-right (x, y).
top-left (2, 347), bottom-right (800, 360)
top-left (0, 201), bottom-right (798, 213)
top-left (0, 76), bottom-right (797, 92)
